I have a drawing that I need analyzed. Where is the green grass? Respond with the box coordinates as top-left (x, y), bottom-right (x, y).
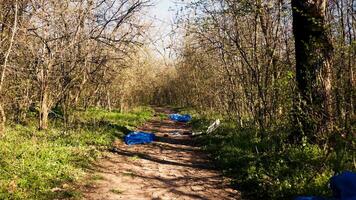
top-left (0, 107), bottom-right (154, 200)
top-left (78, 107), bottom-right (154, 129)
top-left (128, 155), bottom-right (140, 161)
top-left (191, 115), bottom-right (355, 200)
top-left (121, 170), bottom-right (136, 178)
top-left (110, 188), bottom-right (124, 195)
top-left (156, 113), bottom-right (167, 120)
top-left (90, 174), bottom-right (105, 181)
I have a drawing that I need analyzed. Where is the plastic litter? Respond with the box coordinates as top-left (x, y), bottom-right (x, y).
top-left (169, 131), bottom-right (182, 136)
top-left (124, 132), bottom-right (155, 145)
top-left (295, 171), bottom-right (356, 200)
top-left (169, 114), bottom-right (192, 123)
top-left (294, 197), bottom-right (326, 200)
top-left (330, 171), bottom-right (356, 200)
top-left (192, 119), bottom-right (221, 136)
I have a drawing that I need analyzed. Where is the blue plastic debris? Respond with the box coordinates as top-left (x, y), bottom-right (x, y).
top-left (295, 171), bottom-right (356, 200)
top-left (169, 114), bottom-right (192, 123)
top-left (330, 171), bottom-right (356, 200)
top-left (124, 132), bottom-right (155, 145)
top-left (295, 197), bottom-right (326, 200)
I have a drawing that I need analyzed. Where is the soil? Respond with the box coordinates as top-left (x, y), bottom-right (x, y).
top-left (82, 107), bottom-right (239, 200)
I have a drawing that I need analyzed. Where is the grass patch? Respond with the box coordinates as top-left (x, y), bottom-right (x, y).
top-left (0, 107), bottom-right (153, 199)
top-left (156, 113), bottom-right (167, 120)
top-left (122, 170), bottom-right (136, 178)
top-left (77, 107), bottom-right (154, 130)
top-left (128, 155), bottom-right (140, 161)
top-left (91, 174), bottom-right (105, 181)
top-left (191, 115), bottom-right (355, 199)
top-left (110, 189), bottom-right (124, 195)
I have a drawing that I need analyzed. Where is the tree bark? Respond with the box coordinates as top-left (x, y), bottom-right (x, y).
top-left (39, 88), bottom-right (49, 130)
top-left (107, 91), bottom-right (112, 112)
top-left (0, 1), bottom-right (18, 135)
top-left (292, 0), bottom-right (334, 139)
top-left (39, 54), bottom-right (52, 130)
top-left (0, 104), bottom-right (6, 134)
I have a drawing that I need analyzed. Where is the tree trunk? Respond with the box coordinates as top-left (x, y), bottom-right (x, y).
top-left (107, 91), bottom-right (112, 112)
top-left (345, 1), bottom-right (355, 133)
top-left (39, 89), bottom-right (49, 130)
top-left (292, 0), bottom-right (334, 140)
top-left (0, 103), bottom-right (6, 135)
top-left (0, 1), bottom-right (18, 135)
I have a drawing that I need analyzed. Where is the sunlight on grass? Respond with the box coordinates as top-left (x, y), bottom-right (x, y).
top-left (128, 155), bottom-right (140, 161)
top-left (0, 107), bottom-right (153, 199)
top-left (191, 114), bottom-right (354, 200)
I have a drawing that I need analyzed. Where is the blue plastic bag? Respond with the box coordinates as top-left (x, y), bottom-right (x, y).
top-left (295, 171), bottom-right (356, 200)
top-left (169, 114), bottom-right (192, 123)
top-left (124, 132), bottom-right (155, 145)
top-left (330, 171), bottom-right (356, 200)
top-left (295, 197), bottom-right (326, 200)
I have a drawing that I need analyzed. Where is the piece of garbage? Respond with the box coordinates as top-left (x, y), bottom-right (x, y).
top-left (169, 114), bottom-right (192, 123)
top-left (124, 132), bottom-right (155, 145)
top-left (330, 171), bottom-right (356, 200)
top-left (169, 131), bottom-right (182, 136)
top-left (192, 119), bottom-right (221, 136)
top-left (206, 119), bottom-right (221, 134)
top-left (294, 171), bottom-right (356, 200)
top-left (294, 197), bottom-right (326, 200)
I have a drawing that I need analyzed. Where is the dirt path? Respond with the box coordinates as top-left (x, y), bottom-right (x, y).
top-left (83, 107), bottom-right (239, 200)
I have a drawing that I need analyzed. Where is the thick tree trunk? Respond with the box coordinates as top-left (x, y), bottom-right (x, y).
top-left (345, 2), bottom-right (355, 133)
top-left (292, 0), bottom-right (333, 139)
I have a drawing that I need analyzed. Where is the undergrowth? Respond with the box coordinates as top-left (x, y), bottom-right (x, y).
top-left (0, 107), bottom-right (154, 200)
top-left (189, 115), bottom-right (355, 200)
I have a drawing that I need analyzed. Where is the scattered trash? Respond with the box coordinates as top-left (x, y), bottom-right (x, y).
top-left (330, 171), bottom-right (356, 200)
top-left (169, 114), bottom-right (192, 123)
top-left (206, 119), bottom-right (221, 134)
top-left (124, 132), bottom-right (155, 145)
top-left (192, 119), bottom-right (221, 136)
top-left (295, 171), bottom-right (356, 200)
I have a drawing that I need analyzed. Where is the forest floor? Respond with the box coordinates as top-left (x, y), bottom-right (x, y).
top-left (82, 107), bottom-right (239, 200)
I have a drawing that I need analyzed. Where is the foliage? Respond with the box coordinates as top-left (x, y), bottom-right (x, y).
top-left (157, 1), bottom-right (356, 197)
top-left (192, 116), bottom-right (355, 199)
top-left (0, 0), bottom-right (152, 131)
top-left (0, 107), bottom-right (153, 199)
top-left (0, 0), bottom-right (354, 199)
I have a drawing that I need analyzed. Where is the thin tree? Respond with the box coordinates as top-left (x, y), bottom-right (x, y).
top-left (292, 0), bottom-right (334, 140)
top-left (0, 0), bottom-right (18, 135)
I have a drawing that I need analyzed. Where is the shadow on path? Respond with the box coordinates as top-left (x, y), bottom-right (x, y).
top-left (83, 107), bottom-right (239, 200)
